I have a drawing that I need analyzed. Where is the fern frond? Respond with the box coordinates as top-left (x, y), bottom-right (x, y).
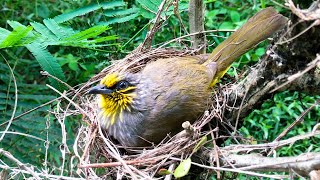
top-left (0, 26), bottom-right (33, 48)
top-left (26, 42), bottom-right (65, 90)
top-left (136, 0), bottom-right (188, 19)
top-left (104, 7), bottom-right (139, 17)
top-left (137, 0), bottom-right (161, 13)
top-left (0, 28), bottom-right (11, 40)
top-left (99, 12), bottom-right (140, 25)
top-left (6, 20), bottom-right (27, 29)
top-left (43, 19), bottom-right (75, 39)
top-left (63, 25), bottom-right (111, 41)
top-left (30, 22), bottom-right (58, 42)
top-left (58, 25), bottom-right (118, 48)
top-left (89, 35), bottom-right (119, 43)
top-left (53, 1), bottom-right (126, 23)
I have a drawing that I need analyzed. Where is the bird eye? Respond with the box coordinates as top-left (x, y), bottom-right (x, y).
top-left (117, 81), bottom-right (129, 90)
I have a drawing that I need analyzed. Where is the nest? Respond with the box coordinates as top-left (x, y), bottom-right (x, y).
top-left (69, 47), bottom-right (231, 179)
top-left (53, 2), bottom-right (234, 177)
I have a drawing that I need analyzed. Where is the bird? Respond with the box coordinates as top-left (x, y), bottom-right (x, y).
top-left (88, 7), bottom-right (287, 147)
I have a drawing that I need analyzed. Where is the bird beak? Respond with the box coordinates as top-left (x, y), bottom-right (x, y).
top-left (88, 84), bottom-right (113, 94)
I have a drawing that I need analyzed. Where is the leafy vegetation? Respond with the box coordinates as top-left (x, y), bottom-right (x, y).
top-left (240, 91), bottom-right (320, 156)
top-left (0, 0), bottom-right (318, 178)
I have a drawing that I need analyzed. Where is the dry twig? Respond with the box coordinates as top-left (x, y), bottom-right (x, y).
top-left (0, 149), bottom-right (40, 180)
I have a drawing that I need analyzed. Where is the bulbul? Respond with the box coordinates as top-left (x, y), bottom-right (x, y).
top-left (89, 7), bottom-right (287, 147)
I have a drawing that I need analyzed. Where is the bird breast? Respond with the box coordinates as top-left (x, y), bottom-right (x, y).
top-left (106, 57), bottom-right (213, 147)
top-left (133, 57), bottom-right (212, 145)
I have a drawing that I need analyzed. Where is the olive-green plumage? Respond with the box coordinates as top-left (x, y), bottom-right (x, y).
top-left (89, 7), bottom-right (287, 147)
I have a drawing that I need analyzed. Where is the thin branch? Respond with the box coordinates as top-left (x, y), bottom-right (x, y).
top-left (97, 125), bottom-right (140, 179)
top-left (79, 126), bottom-right (98, 167)
top-left (223, 152), bottom-right (320, 176)
top-left (0, 149), bottom-right (40, 180)
top-left (6, 168), bottom-right (83, 180)
top-left (0, 93), bottom-right (70, 127)
top-left (0, 131), bottom-right (46, 142)
top-left (140, 0), bottom-right (168, 51)
top-left (46, 85), bottom-right (89, 117)
top-left (0, 54), bottom-right (18, 141)
top-left (270, 55), bottom-right (320, 93)
top-left (189, 0), bottom-right (206, 54)
top-left (210, 125), bottom-right (221, 179)
top-left (169, 157), bottom-right (288, 179)
top-left (173, 0), bottom-right (188, 34)
top-left (222, 130), bottom-right (320, 153)
top-left (276, 19), bottom-right (320, 45)
top-left (287, 0), bottom-right (320, 21)
top-left (41, 71), bottom-right (75, 91)
top-left (79, 158), bottom-right (158, 168)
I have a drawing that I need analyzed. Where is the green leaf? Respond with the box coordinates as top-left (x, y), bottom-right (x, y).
top-left (59, 26), bottom-right (118, 48)
top-left (158, 168), bottom-right (172, 175)
top-left (43, 19), bottom-right (75, 39)
top-left (53, 1), bottom-right (126, 23)
top-left (90, 35), bottom-right (119, 43)
top-left (30, 22), bottom-right (58, 42)
top-left (62, 25), bottom-right (110, 41)
top-left (26, 42), bottom-right (65, 90)
top-left (255, 47), bottom-right (265, 56)
top-left (99, 13), bottom-right (140, 26)
top-left (104, 8), bottom-right (139, 17)
top-left (68, 61), bottom-right (79, 71)
top-left (0, 26), bottom-right (34, 48)
top-left (174, 158), bottom-right (192, 178)
top-left (219, 21), bottom-right (234, 30)
top-left (0, 28), bottom-right (11, 40)
top-left (136, 0), bottom-right (161, 15)
top-left (136, 0), bottom-right (188, 19)
top-left (230, 11), bottom-right (241, 23)
top-left (192, 135), bottom-right (207, 153)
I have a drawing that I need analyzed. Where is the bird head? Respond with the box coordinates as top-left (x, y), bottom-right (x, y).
top-left (88, 73), bottom-right (139, 127)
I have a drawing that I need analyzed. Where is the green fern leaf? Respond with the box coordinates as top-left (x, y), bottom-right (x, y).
top-left (43, 19), bottom-right (75, 39)
top-left (53, 1), bottom-right (126, 23)
top-left (99, 12), bottom-right (140, 25)
top-left (1, 20), bottom-right (39, 47)
top-left (63, 25), bottom-right (111, 41)
top-left (0, 26), bottom-right (33, 48)
top-left (136, 0), bottom-right (161, 13)
top-left (60, 26), bottom-right (118, 47)
top-left (0, 28), bottom-right (11, 40)
top-left (104, 7), bottom-right (139, 17)
top-left (30, 22), bottom-right (58, 42)
top-left (26, 42), bottom-right (66, 90)
top-left (136, 0), bottom-right (188, 19)
top-left (136, 0), bottom-right (162, 18)
top-left (89, 35), bottom-right (119, 43)
top-left (6, 20), bottom-right (27, 29)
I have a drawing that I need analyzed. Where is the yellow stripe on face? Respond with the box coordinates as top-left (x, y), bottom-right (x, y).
top-left (101, 73), bottom-right (121, 88)
top-left (118, 86), bottom-right (137, 93)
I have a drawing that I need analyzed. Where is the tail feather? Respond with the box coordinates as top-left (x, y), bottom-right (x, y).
top-left (206, 7), bottom-right (288, 87)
